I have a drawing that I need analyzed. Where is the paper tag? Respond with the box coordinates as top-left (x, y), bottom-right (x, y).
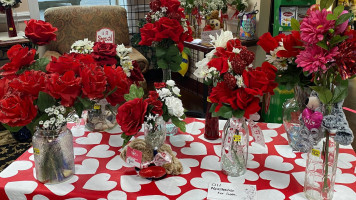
top-left (33, 148), bottom-right (40, 155)
top-left (126, 146), bottom-right (142, 168)
top-left (201, 29), bottom-right (222, 45)
top-left (96, 28), bottom-right (115, 43)
top-left (311, 149), bottom-right (321, 157)
top-left (93, 104), bottom-right (101, 110)
top-left (233, 135), bottom-right (241, 142)
top-left (207, 182), bottom-right (257, 200)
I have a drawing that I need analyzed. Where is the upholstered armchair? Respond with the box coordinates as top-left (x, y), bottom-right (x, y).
top-left (42, 5), bottom-right (149, 73)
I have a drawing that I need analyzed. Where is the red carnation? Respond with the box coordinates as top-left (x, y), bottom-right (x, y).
top-left (277, 31), bottom-right (303, 58)
top-left (145, 91), bottom-right (163, 116)
top-left (46, 54), bottom-right (83, 75)
top-left (235, 89), bottom-right (261, 118)
top-left (104, 65), bottom-right (130, 106)
top-left (154, 82), bottom-right (166, 89)
top-left (25, 19), bottom-right (57, 46)
top-left (80, 64), bottom-right (107, 100)
top-left (9, 70), bottom-right (46, 99)
top-left (46, 71), bottom-right (82, 107)
top-left (0, 45), bottom-right (36, 76)
top-left (139, 23), bottom-right (157, 46)
top-left (207, 57), bottom-right (229, 74)
top-left (116, 98), bottom-right (148, 136)
top-left (91, 42), bottom-right (117, 66)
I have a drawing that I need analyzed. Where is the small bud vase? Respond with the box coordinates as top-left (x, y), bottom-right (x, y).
top-left (85, 99), bottom-right (117, 132)
top-left (144, 117), bottom-right (167, 150)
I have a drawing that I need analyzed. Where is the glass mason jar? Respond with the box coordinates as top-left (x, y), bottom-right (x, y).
top-left (304, 134), bottom-right (339, 200)
top-left (144, 117), bottom-right (167, 150)
top-left (85, 99), bottom-right (117, 132)
top-left (32, 126), bottom-right (75, 184)
top-left (221, 117), bottom-right (249, 176)
top-left (283, 86), bottom-right (311, 151)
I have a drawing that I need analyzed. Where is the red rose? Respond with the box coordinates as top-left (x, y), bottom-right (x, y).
top-left (25, 19), bottom-right (57, 46)
top-left (46, 71), bottom-right (82, 107)
top-left (255, 62), bottom-right (278, 95)
top-left (149, 0), bottom-right (161, 12)
top-left (80, 64), bottom-right (107, 100)
top-left (154, 17), bottom-right (184, 43)
top-left (0, 93), bottom-right (37, 127)
top-left (46, 54), bottom-right (83, 75)
top-left (257, 32), bottom-right (285, 53)
top-left (144, 91), bottom-right (163, 116)
top-left (209, 82), bottom-right (238, 111)
top-left (226, 39), bottom-right (242, 52)
top-left (162, 0), bottom-right (181, 14)
top-left (178, 24), bottom-right (193, 51)
top-left (70, 53), bottom-right (96, 65)
top-left (277, 31), bottom-right (303, 58)
top-left (154, 82), bottom-right (166, 89)
top-left (235, 88), bottom-right (261, 118)
top-left (243, 70), bottom-right (270, 96)
top-left (9, 70), bottom-right (46, 99)
top-left (104, 65), bottom-right (130, 106)
top-left (0, 77), bottom-right (12, 99)
top-left (91, 42), bottom-right (117, 66)
top-left (139, 23), bottom-right (157, 46)
top-left (0, 45), bottom-right (36, 76)
top-left (129, 61), bottom-right (144, 85)
top-left (207, 57), bottom-right (229, 74)
top-left (116, 98), bottom-right (148, 136)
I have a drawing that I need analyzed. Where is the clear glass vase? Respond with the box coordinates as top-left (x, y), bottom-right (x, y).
top-left (283, 86), bottom-right (311, 151)
top-left (32, 126), bottom-right (75, 184)
top-left (221, 117), bottom-right (249, 177)
top-left (85, 99), bottom-right (117, 132)
top-left (304, 135), bottom-right (339, 200)
top-left (144, 117), bottom-right (167, 150)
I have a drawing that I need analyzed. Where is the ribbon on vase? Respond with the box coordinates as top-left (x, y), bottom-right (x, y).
top-left (247, 113), bottom-right (266, 147)
top-left (141, 151), bottom-right (172, 168)
top-left (228, 5), bottom-right (240, 20)
top-left (192, 7), bottom-right (202, 26)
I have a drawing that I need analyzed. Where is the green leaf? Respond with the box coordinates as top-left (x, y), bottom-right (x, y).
top-left (37, 92), bottom-right (56, 112)
top-left (232, 109), bottom-right (245, 119)
top-left (78, 97), bottom-right (94, 109)
top-left (310, 86), bottom-right (333, 104)
top-left (157, 59), bottom-right (168, 69)
top-left (124, 84), bottom-right (144, 101)
top-left (26, 114), bottom-right (49, 133)
top-left (333, 5), bottom-right (345, 17)
top-left (209, 103), bottom-right (217, 113)
top-left (335, 13), bottom-right (352, 26)
top-left (121, 133), bottom-right (133, 148)
top-left (166, 45), bottom-right (180, 57)
top-left (73, 100), bottom-right (85, 118)
top-left (104, 86), bottom-right (118, 98)
top-left (156, 47), bottom-right (166, 58)
top-left (2, 124), bottom-right (23, 133)
top-left (332, 79), bottom-right (348, 103)
top-left (317, 41), bottom-right (329, 50)
top-left (320, 0), bottom-right (335, 10)
top-left (29, 58), bottom-right (49, 72)
top-left (291, 18), bottom-right (300, 31)
top-left (171, 116), bottom-right (186, 133)
top-left (330, 35), bottom-right (349, 46)
top-left (327, 14), bottom-right (338, 20)
top-left (216, 105), bottom-right (233, 119)
top-left (183, 47), bottom-right (191, 56)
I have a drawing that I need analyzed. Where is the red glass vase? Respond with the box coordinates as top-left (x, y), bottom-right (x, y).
top-left (5, 8), bottom-right (17, 37)
top-left (204, 102), bottom-right (219, 140)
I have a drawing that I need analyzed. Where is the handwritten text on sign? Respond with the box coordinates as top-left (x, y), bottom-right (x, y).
top-left (96, 28), bottom-right (115, 43)
top-left (207, 182), bottom-right (257, 200)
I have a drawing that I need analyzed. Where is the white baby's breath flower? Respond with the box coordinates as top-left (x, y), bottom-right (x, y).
top-left (53, 110), bottom-right (59, 115)
top-left (50, 117), bottom-right (56, 122)
top-left (1, 0), bottom-right (16, 6)
top-left (235, 75), bottom-right (245, 88)
top-left (39, 121), bottom-right (44, 125)
top-left (43, 121), bottom-right (50, 128)
top-left (70, 38), bottom-right (94, 54)
top-left (166, 80), bottom-right (175, 87)
top-left (172, 87), bottom-right (181, 96)
top-left (44, 108), bottom-right (49, 113)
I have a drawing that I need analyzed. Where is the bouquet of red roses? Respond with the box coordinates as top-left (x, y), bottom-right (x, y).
top-left (139, 0), bottom-right (193, 76)
top-left (195, 31), bottom-right (278, 119)
top-left (117, 80), bottom-right (186, 146)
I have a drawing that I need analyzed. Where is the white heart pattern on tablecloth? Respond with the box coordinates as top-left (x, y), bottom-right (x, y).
top-left (265, 155), bottom-right (294, 171)
top-left (338, 153), bottom-right (356, 169)
top-left (185, 122), bottom-right (205, 135)
top-left (71, 125), bottom-right (85, 137)
top-left (5, 181), bottom-right (38, 200)
top-left (340, 144), bottom-right (354, 149)
top-left (83, 173), bottom-right (117, 191)
top-left (120, 175), bottom-right (151, 192)
top-left (228, 170), bottom-right (259, 185)
top-left (74, 147), bottom-right (88, 158)
top-left (180, 158), bottom-right (199, 174)
top-left (260, 170), bottom-right (290, 189)
top-left (107, 190), bottom-right (127, 200)
top-left (247, 154), bottom-right (260, 169)
top-left (334, 184), bottom-right (356, 199)
top-left (336, 168), bottom-right (356, 184)
top-left (295, 153), bottom-right (307, 167)
top-left (75, 159), bottom-right (99, 174)
top-left (105, 125), bottom-right (122, 134)
top-left (106, 155), bottom-right (132, 170)
top-left (176, 189), bottom-right (207, 200)
top-left (213, 145), bottom-right (221, 157)
top-left (155, 177), bottom-right (187, 195)
top-left (198, 134), bottom-right (221, 144)
top-left (170, 134), bottom-right (194, 147)
top-left (257, 189), bottom-right (285, 200)
top-left (280, 133), bottom-right (288, 141)
top-left (0, 161), bottom-right (32, 178)
top-left (267, 123), bottom-right (282, 129)
top-left (137, 195), bottom-right (169, 200)
top-left (28, 147), bottom-right (33, 154)
top-left (249, 142), bottom-right (268, 154)
top-left (289, 192), bottom-right (307, 200)
top-left (275, 145), bottom-right (296, 158)
top-left (190, 171), bottom-right (221, 189)
top-left (32, 194), bottom-right (49, 200)
top-left (200, 155), bottom-right (221, 171)
top-left (29, 155), bottom-right (34, 161)
top-left (181, 142), bottom-right (207, 155)
top-left (66, 198), bottom-right (87, 200)
top-left (108, 134), bottom-right (124, 147)
top-left (86, 145), bottom-right (115, 158)
top-left (291, 171), bottom-right (305, 186)
top-left (76, 132), bottom-right (102, 145)
top-left (263, 130), bottom-right (278, 143)
top-left (45, 175), bottom-right (79, 196)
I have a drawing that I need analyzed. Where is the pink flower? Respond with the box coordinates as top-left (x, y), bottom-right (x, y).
top-left (335, 10), bottom-right (349, 35)
top-left (296, 46), bottom-right (339, 73)
top-left (300, 9), bottom-right (334, 44)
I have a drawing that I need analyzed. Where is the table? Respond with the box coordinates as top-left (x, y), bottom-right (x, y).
top-left (1, 118), bottom-right (356, 200)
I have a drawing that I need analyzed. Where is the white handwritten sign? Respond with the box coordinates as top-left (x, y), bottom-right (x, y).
top-left (201, 29), bottom-right (222, 45)
top-left (207, 182), bottom-right (257, 200)
top-left (125, 146), bottom-right (142, 168)
top-left (96, 28), bottom-right (115, 43)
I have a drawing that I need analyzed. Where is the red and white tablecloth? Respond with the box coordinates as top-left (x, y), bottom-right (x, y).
top-left (1, 118), bottom-right (356, 200)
